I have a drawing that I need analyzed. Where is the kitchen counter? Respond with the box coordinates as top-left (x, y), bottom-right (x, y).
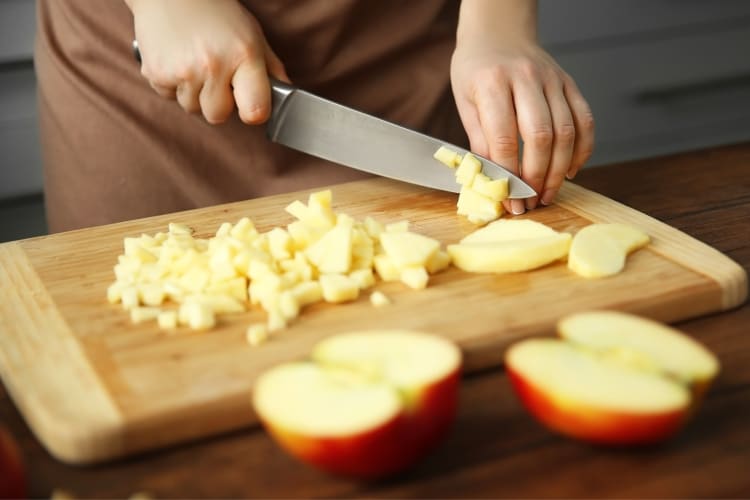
top-left (2, 142), bottom-right (749, 498)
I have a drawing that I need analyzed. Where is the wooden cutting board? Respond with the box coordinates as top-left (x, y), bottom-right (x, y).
top-left (0, 178), bottom-right (746, 465)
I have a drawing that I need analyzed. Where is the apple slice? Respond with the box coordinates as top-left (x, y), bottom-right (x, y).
top-left (460, 219), bottom-right (559, 244)
top-left (448, 233), bottom-right (572, 273)
top-left (252, 330), bottom-right (462, 478)
top-left (506, 311), bottom-right (720, 445)
top-left (568, 223), bottom-right (649, 278)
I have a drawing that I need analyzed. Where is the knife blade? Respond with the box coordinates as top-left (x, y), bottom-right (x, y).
top-left (267, 80), bottom-right (536, 198)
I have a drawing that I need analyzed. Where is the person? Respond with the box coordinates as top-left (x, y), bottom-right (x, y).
top-left (35, 0), bottom-right (594, 233)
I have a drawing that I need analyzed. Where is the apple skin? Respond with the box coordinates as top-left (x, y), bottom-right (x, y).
top-left (506, 367), bottom-right (689, 445)
top-left (0, 425), bottom-right (26, 499)
top-left (258, 369), bottom-right (460, 479)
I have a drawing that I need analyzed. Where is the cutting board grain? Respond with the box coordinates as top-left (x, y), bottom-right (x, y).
top-left (0, 178), bottom-right (746, 465)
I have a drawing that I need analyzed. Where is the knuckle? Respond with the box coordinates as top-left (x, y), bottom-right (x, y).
top-left (475, 66), bottom-right (508, 89)
top-left (555, 122), bottom-right (576, 144)
top-left (489, 135), bottom-right (518, 157)
top-left (528, 126), bottom-right (554, 149)
top-left (579, 110), bottom-right (596, 133)
top-left (517, 59), bottom-right (541, 80)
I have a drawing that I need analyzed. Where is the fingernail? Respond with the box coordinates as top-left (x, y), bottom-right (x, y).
top-left (566, 171), bottom-right (576, 180)
top-left (541, 192), bottom-right (555, 206)
top-left (511, 200), bottom-right (526, 215)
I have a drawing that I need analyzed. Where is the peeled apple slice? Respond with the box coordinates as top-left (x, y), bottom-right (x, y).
top-left (568, 223), bottom-right (649, 278)
top-left (448, 233), bottom-right (572, 273)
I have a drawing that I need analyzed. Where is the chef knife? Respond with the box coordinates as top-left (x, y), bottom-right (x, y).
top-left (132, 40), bottom-right (533, 197)
top-left (267, 80), bottom-right (536, 198)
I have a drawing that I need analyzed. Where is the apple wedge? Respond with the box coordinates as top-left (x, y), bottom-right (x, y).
top-left (448, 233), bottom-right (572, 274)
top-left (568, 223), bottom-right (649, 278)
top-left (252, 330), bottom-right (462, 478)
top-left (506, 311), bottom-right (719, 445)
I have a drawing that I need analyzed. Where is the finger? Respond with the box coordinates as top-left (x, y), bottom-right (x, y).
top-left (200, 72), bottom-right (235, 124)
top-left (150, 82), bottom-right (177, 100)
top-left (539, 84), bottom-right (575, 206)
top-left (176, 80), bottom-right (203, 114)
top-left (232, 58), bottom-right (272, 124)
top-left (513, 81), bottom-right (553, 210)
top-left (474, 85), bottom-right (526, 215)
top-left (563, 77), bottom-right (595, 179)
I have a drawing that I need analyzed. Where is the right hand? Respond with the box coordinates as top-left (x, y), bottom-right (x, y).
top-left (126, 0), bottom-right (289, 124)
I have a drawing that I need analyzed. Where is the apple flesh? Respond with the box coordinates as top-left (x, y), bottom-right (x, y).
top-left (0, 425), bottom-right (26, 499)
top-left (252, 330), bottom-right (462, 478)
top-left (505, 311), bottom-right (719, 445)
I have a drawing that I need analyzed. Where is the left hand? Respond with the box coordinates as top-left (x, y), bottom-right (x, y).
top-left (451, 39), bottom-right (594, 214)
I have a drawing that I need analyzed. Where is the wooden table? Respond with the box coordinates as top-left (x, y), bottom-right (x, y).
top-left (3, 143), bottom-right (749, 498)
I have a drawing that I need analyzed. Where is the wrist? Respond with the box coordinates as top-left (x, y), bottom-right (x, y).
top-left (456, 0), bottom-right (538, 48)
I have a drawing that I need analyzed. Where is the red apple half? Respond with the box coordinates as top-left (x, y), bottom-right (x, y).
top-left (252, 330), bottom-right (462, 478)
top-left (506, 311), bottom-right (720, 445)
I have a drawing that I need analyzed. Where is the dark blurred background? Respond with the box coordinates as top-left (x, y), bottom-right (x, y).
top-left (2, 0), bottom-right (750, 242)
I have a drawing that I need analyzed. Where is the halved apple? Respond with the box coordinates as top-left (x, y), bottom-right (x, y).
top-left (252, 330), bottom-right (462, 478)
top-left (505, 311), bottom-right (719, 445)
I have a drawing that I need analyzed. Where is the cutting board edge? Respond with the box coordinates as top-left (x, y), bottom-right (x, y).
top-left (0, 242), bottom-right (128, 465)
top-left (558, 182), bottom-right (748, 310)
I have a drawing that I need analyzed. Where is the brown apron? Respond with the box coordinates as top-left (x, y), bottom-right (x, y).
top-left (35, 0), bottom-right (466, 232)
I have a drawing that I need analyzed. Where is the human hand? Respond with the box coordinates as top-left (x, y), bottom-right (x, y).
top-left (125, 0), bottom-right (289, 124)
top-left (451, 39), bottom-right (594, 214)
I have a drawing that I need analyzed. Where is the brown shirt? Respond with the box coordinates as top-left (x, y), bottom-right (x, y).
top-left (35, 0), bottom-right (466, 232)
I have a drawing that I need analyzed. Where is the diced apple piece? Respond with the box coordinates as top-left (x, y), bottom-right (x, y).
top-left (253, 331), bottom-right (462, 478)
top-left (178, 302), bottom-right (216, 330)
top-left (306, 222), bottom-right (353, 274)
top-left (130, 306), bottom-right (162, 324)
top-left (157, 310), bottom-right (178, 330)
top-left (247, 323), bottom-right (270, 346)
top-left (370, 291), bottom-right (391, 307)
top-left (425, 250), bottom-right (451, 274)
top-left (400, 266), bottom-right (429, 290)
top-left (455, 153), bottom-right (482, 186)
top-left (379, 232), bottom-right (440, 268)
top-left (349, 268), bottom-right (376, 290)
top-left (433, 146), bottom-right (462, 168)
top-left (471, 173), bottom-right (509, 202)
top-left (373, 254), bottom-right (401, 282)
top-left (448, 233), bottom-right (572, 273)
top-left (319, 274), bottom-right (360, 303)
top-left (267, 227), bottom-right (293, 261)
top-left (456, 186), bottom-right (501, 224)
top-left (291, 281), bottom-right (323, 307)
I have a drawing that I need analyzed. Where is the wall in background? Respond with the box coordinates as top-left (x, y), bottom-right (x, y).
top-left (1, 0), bottom-right (750, 204)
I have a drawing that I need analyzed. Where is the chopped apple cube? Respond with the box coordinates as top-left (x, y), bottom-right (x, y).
top-left (156, 310), bottom-right (178, 330)
top-left (373, 254), bottom-right (401, 282)
top-left (306, 222), bottom-right (353, 274)
top-left (425, 250), bottom-right (451, 274)
top-left (370, 291), bottom-right (391, 307)
top-left (455, 153), bottom-right (482, 186)
top-left (247, 323), bottom-right (270, 346)
top-left (319, 274), bottom-right (360, 303)
top-left (350, 268), bottom-right (376, 289)
top-left (433, 146), bottom-right (462, 168)
top-left (457, 186), bottom-right (501, 225)
top-left (379, 232), bottom-right (440, 268)
top-left (130, 306), bottom-right (162, 324)
top-left (400, 266), bottom-right (429, 290)
top-left (291, 281), bottom-right (323, 307)
top-left (471, 173), bottom-right (509, 202)
top-left (179, 302), bottom-right (216, 330)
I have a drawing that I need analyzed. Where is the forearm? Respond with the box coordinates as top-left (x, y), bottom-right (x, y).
top-left (456, 0), bottom-right (538, 46)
